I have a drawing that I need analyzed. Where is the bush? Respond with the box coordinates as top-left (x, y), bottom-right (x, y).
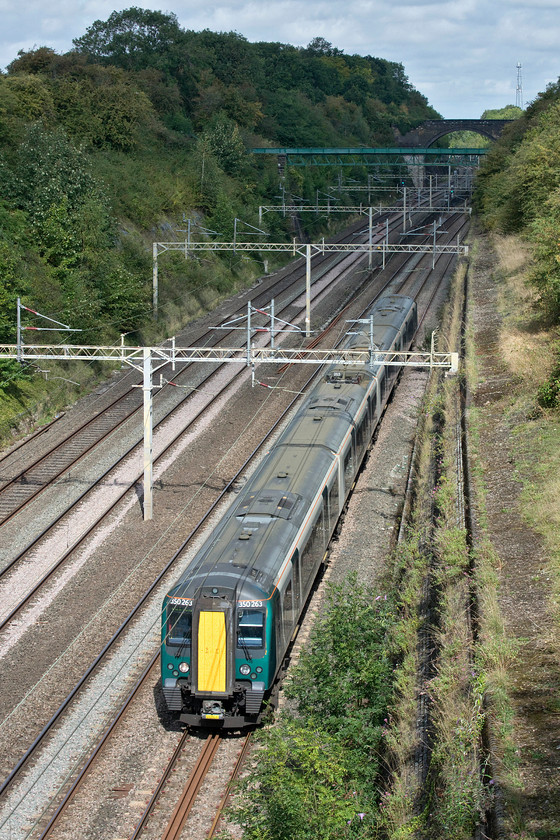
top-left (230, 575), bottom-right (397, 840)
top-left (538, 355), bottom-right (560, 409)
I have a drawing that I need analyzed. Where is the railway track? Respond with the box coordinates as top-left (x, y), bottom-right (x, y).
top-left (0, 204), bottom-right (461, 590)
top-left (0, 220), bottom-right (370, 528)
top-left (0, 191), bottom-right (454, 532)
top-left (0, 206), bottom-right (469, 839)
top-left (0, 211), bottom-right (468, 636)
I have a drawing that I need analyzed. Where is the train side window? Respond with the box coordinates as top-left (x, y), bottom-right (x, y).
top-left (237, 609), bottom-right (265, 649)
top-left (167, 607), bottom-right (192, 647)
top-left (328, 476), bottom-right (339, 530)
top-left (343, 446), bottom-right (354, 489)
top-left (282, 581), bottom-right (294, 638)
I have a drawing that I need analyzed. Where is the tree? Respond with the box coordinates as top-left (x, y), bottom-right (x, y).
top-left (202, 117), bottom-right (245, 174)
top-left (481, 104), bottom-right (523, 120)
top-left (305, 37), bottom-right (341, 57)
top-left (0, 73), bottom-right (55, 144)
top-left (72, 7), bottom-right (184, 72)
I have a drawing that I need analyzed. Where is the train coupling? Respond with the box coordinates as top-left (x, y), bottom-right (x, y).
top-left (201, 700), bottom-right (225, 721)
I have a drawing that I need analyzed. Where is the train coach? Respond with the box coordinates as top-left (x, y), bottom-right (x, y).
top-left (161, 294), bottom-right (417, 727)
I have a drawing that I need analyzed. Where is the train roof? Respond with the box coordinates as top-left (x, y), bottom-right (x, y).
top-left (165, 294), bottom-right (416, 605)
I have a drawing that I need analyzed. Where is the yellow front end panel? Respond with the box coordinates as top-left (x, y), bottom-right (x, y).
top-left (198, 611), bottom-right (226, 693)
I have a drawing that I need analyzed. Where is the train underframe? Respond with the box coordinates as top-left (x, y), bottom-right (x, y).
top-left (166, 678), bottom-right (267, 729)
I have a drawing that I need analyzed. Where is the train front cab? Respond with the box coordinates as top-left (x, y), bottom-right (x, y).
top-left (162, 591), bottom-right (273, 728)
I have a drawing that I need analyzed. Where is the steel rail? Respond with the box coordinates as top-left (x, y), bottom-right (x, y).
top-left (162, 734), bottom-right (221, 840)
top-left (34, 651), bottom-right (161, 840)
top-left (128, 728), bottom-right (192, 840)
top-left (0, 414), bottom-right (64, 469)
top-left (206, 734), bottom-right (253, 838)
top-left (0, 349), bottom-right (325, 801)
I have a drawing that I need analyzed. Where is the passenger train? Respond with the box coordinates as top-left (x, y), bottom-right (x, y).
top-left (161, 294), bottom-right (417, 727)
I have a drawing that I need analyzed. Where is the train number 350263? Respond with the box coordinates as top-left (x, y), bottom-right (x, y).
top-left (238, 600), bottom-right (263, 608)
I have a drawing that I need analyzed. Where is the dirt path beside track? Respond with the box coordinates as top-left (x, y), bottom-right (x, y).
top-left (469, 232), bottom-right (560, 838)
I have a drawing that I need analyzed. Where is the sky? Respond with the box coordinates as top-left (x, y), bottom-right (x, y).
top-left (1, 0), bottom-right (559, 119)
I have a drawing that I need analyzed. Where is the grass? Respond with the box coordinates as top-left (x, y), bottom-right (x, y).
top-left (462, 226), bottom-right (560, 840)
top-left (490, 231), bottom-right (560, 633)
top-left (379, 255), bottom-right (487, 838)
top-left (0, 359), bottom-right (116, 448)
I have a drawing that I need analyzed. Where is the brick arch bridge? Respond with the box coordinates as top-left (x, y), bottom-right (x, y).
top-left (395, 119), bottom-right (512, 147)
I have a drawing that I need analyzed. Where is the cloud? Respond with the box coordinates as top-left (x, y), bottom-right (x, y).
top-left (0, 0), bottom-right (558, 117)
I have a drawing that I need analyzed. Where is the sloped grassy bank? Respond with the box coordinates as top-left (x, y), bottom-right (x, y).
top-left (0, 254), bottom-right (264, 447)
top-left (464, 231), bottom-right (560, 838)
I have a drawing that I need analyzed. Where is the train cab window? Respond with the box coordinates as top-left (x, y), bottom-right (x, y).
top-left (237, 610), bottom-right (265, 649)
top-left (166, 607), bottom-right (192, 647)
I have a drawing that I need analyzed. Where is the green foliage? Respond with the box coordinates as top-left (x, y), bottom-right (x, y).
top-left (0, 74), bottom-right (55, 144)
top-left (0, 236), bottom-right (28, 342)
top-left (10, 123), bottom-right (103, 218)
top-left (72, 7), bottom-right (185, 72)
top-left (0, 15), bottom-right (440, 408)
top-left (234, 721), bottom-right (360, 840)
top-left (537, 345), bottom-right (560, 409)
top-left (286, 576), bottom-right (395, 734)
top-left (0, 359), bottom-right (34, 393)
top-left (201, 117), bottom-right (245, 175)
top-left (447, 131), bottom-right (490, 149)
top-left (481, 105), bottom-right (523, 120)
top-left (231, 575), bottom-right (396, 840)
top-left (475, 88), bottom-right (560, 324)
top-left (51, 66), bottom-right (156, 151)
top-left (529, 192), bottom-right (560, 319)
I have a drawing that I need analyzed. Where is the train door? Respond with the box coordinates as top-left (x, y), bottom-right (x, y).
top-left (390, 336), bottom-right (401, 383)
top-left (325, 470), bottom-right (340, 539)
top-left (369, 392), bottom-right (378, 429)
top-left (292, 549), bottom-right (301, 612)
top-left (379, 369), bottom-right (387, 404)
top-left (191, 598), bottom-right (234, 698)
top-left (355, 411), bottom-right (369, 463)
top-left (300, 503), bottom-right (326, 599)
top-left (281, 576), bottom-right (295, 646)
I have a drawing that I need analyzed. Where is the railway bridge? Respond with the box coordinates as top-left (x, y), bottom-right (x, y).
top-left (394, 118), bottom-right (512, 147)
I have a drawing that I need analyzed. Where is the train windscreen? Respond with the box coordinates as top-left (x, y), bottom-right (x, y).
top-left (237, 610), bottom-right (265, 648)
top-left (167, 606), bottom-right (192, 646)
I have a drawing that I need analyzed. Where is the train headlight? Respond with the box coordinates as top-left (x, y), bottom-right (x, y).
top-left (178, 662), bottom-right (189, 674)
top-left (239, 664), bottom-right (251, 676)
